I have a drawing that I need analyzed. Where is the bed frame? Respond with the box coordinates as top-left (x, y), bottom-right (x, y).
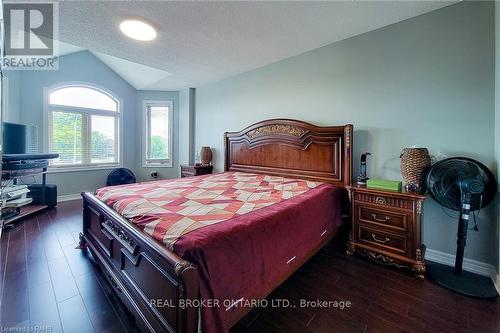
top-left (80, 119), bottom-right (353, 333)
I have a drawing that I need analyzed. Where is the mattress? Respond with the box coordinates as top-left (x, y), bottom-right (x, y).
top-left (95, 171), bottom-right (343, 333)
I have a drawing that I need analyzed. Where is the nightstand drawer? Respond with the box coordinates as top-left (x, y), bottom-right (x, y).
top-left (357, 226), bottom-right (407, 254)
top-left (354, 192), bottom-right (413, 210)
top-left (180, 164), bottom-right (213, 178)
top-left (182, 171), bottom-right (195, 177)
top-left (358, 205), bottom-right (408, 232)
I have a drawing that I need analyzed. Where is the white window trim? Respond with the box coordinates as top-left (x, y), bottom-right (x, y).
top-left (142, 100), bottom-right (173, 168)
top-left (43, 82), bottom-right (123, 172)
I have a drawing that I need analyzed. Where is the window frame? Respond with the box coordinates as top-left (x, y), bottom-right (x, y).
top-left (142, 100), bottom-right (174, 168)
top-left (44, 82), bottom-right (123, 172)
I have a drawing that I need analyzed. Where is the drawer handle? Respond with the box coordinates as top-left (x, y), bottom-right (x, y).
top-left (371, 213), bottom-right (390, 222)
top-left (374, 196), bottom-right (386, 205)
top-left (107, 274), bottom-right (121, 292)
top-left (371, 234), bottom-right (390, 244)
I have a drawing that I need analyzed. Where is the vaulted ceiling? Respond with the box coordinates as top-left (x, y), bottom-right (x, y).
top-left (57, 1), bottom-right (455, 91)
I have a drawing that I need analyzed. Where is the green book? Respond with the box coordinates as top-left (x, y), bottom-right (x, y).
top-left (366, 178), bottom-right (402, 192)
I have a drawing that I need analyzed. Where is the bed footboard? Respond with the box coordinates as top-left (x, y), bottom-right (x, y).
top-left (81, 192), bottom-right (199, 333)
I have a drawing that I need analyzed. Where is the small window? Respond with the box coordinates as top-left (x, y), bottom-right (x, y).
top-left (47, 85), bottom-right (120, 169)
top-left (144, 101), bottom-right (173, 166)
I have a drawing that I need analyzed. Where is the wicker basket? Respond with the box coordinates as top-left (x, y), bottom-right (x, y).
top-left (400, 148), bottom-right (431, 192)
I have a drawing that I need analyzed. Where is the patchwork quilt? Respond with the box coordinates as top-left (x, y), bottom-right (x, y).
top-left (95, 171), bottom-right (323, 249)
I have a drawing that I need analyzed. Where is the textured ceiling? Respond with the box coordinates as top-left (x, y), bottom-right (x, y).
top-left (58, 1), bottom-right (455, 91)
top-left (57, 41), bottom-right (172, 90)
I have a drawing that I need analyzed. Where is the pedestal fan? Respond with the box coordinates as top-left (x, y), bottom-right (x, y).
top-left (106, 168), bottom-right (136, 186)
top-left (425, 157), bottom-right (497, 298)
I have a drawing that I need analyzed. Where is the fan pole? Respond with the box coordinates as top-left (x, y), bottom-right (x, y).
top-left (454, 198), bottom-right (471, 275)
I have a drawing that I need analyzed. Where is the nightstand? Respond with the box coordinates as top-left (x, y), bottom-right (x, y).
top-left (346, 184), bottom-right (426, 279)
top-left (180, 164), bottom-right (213, 178)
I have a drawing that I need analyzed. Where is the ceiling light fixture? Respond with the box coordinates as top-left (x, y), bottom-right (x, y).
top-left (119, 19), bottom-right (157, 41)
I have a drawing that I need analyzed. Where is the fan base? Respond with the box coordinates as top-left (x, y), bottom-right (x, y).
top-left (426, 261), bottom-right (498, 299)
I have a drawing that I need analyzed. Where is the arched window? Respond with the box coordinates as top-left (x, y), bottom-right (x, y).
top-left (47, 84), bottom-right (120, 168)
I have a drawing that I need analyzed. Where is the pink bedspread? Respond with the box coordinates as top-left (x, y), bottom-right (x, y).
top-left (95, 172), bottom-right (343, 333)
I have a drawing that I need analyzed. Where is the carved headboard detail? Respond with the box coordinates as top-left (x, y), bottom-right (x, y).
top-left (246, 124), bottom-right (307, 139)
top-left (224, 119), bottom-right (353, 187)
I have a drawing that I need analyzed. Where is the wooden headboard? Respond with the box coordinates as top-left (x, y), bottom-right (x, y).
top-left (224, 119), bottom-right (353, 187)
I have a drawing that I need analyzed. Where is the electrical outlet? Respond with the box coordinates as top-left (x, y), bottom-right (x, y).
top-left (150, 171), bottom-right (158, 178)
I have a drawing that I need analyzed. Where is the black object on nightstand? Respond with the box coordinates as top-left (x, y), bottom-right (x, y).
top-left (180, 164), bottom-right (213, 178)
top-left (346, 184), bottom-right (426, 279)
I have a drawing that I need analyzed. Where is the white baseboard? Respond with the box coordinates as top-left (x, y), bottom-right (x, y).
top-left (57, 193), bottom-right (82, 203)
top-left (425, 248), bottom-right (500, 293)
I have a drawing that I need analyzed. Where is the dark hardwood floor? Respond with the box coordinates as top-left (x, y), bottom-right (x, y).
top-left (1, 200), bottom-right (498, 333)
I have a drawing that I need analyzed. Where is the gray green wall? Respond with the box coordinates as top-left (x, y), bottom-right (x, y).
top-left (5, 51), bottom-right (179, 195)
top-left (178, 88), bottom-right (196, 166)
top-left (3, 71), bottom-right (21, 123)
top-left (195, 2), bottom-right (498, 266)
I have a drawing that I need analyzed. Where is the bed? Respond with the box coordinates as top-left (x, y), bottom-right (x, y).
top-left (79, 119), bottom-right (353, 333)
